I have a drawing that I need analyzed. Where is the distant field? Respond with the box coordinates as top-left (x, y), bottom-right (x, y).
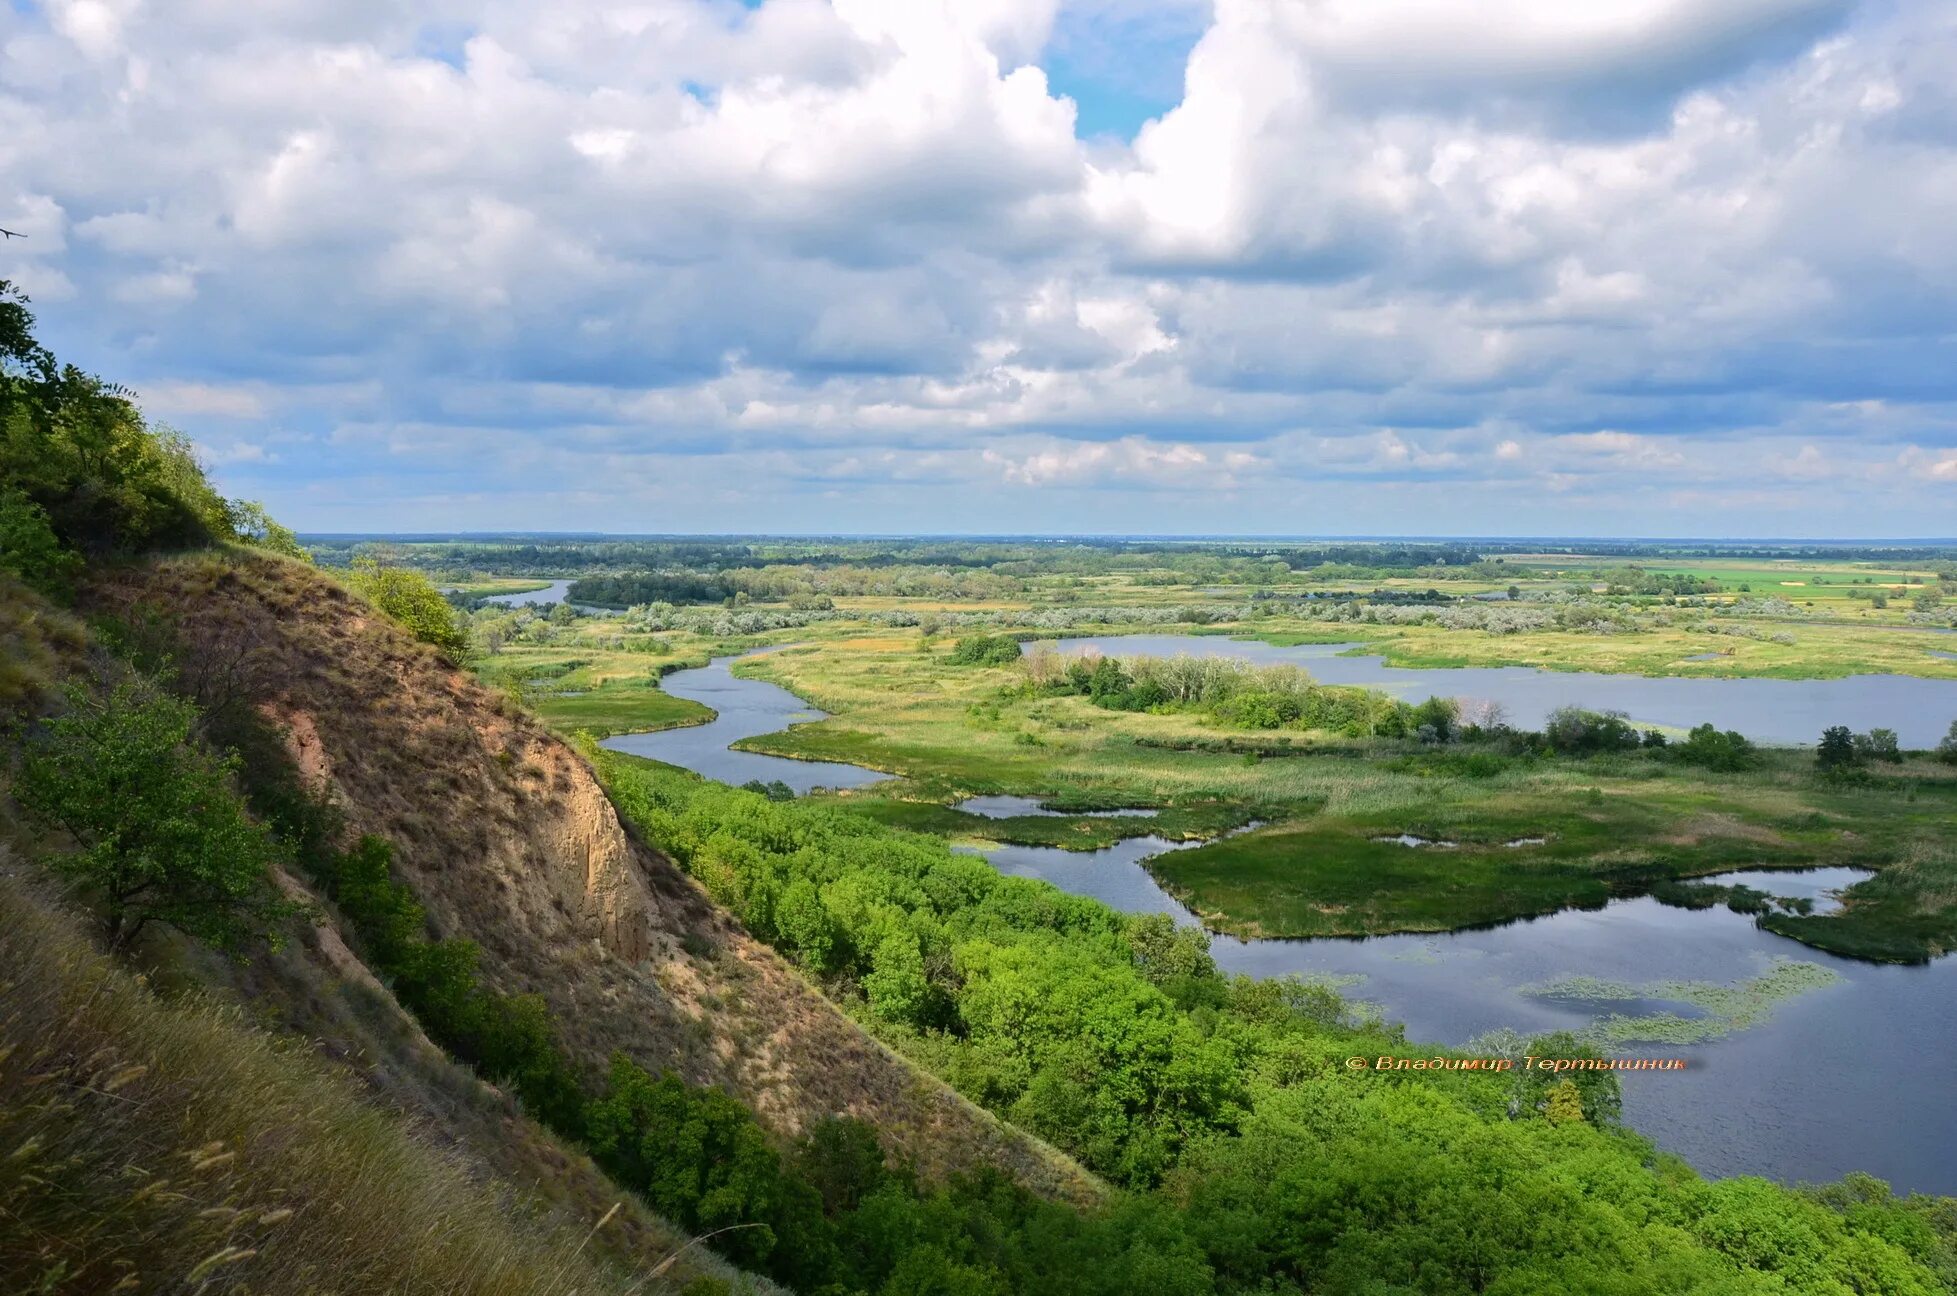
top-left (443, 576), bottom-right (555, 597)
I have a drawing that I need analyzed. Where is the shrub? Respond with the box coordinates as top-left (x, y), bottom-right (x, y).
top-left (1816, 725), bottom-right (1861, 774)
top-left (345, 558), bottom-right (468, 661)
top-left (1542, 706), bottom-right (1641, 755)
top-left (0, 486), bottom-right (80, 597)
top-left (227, 499), bottom-right (311, 561)
top-left (948, 632), bottom-right (1023, 666)
top-left (1852, 728), bottom-right (1901, 763)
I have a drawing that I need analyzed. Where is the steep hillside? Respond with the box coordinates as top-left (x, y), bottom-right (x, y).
top-left (0, 861), bottom-right (727, 1296)
top-left (89, 550), bottom-right (1097, 1203)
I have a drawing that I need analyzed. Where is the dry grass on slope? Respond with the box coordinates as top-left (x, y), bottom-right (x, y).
top-left (90, 551), bottom-right (1099, 1205)
top-left (0, 570), bottom-right (86, 714)
top-left (0, 867), bottom-right (675, 1296)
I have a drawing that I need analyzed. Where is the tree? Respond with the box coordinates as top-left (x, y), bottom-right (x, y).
top-left (1675, 723), bottom-right (1755, 770)
top-left (13, 681), bottom-right (295, 951)
top-left (1936, 719), bottom-right (1957, 767)
top-left (1816, 725), bottom-right (1860, 774)
top-left (583, 1054), bottom-right (788, 1266)
top-left (227, 499), bottom-right (310, 561)
top-left (345, 557), bottom-right (468, 661)
top-left (1544, 1079), bottom-right (1587, 1127)
top-left (1852, 728), bottom-right (1900, 763)
top-left (864, 931), bottom-right (929, 1023)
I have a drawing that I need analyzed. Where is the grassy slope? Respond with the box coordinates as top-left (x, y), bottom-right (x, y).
top-left (0, 867), bottom-right (700, 1296)
top-left (0, 570), bottom-right (767, 1295)
top-left (92, 552), bottom-right (1100, 1206)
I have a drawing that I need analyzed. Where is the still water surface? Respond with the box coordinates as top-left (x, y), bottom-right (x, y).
top-left (607, 652), bottom-right (1957, 1193)
top-left (1032, 634), bottom-right (1957, 746)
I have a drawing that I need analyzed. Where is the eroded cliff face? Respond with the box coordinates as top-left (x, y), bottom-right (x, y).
top-left (92, 552), bottom-right (1096, 1202)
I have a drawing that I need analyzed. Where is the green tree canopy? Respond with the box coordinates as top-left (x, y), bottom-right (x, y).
top-left (345, 557), bottom-right (468, 661)
top-left (13, 680), bottom-right (296, 951)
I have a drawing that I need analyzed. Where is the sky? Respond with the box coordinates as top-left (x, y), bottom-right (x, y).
top-left (3, 0), bottom-right (1955, 538)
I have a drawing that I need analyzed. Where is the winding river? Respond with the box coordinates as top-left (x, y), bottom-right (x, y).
top-left (605, 651), bottom-right (1957, 1195)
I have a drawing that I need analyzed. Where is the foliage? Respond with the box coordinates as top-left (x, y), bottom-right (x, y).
top-left (1673, 722), bottom-right (1759, 770)
top-left (570, 571), bottom-right (732, 607)
top-left (0, 485), bottom-right (79, 597)
top-left (1939, 719), bottom-right (1957, 766)
top-left (1541, 706), bottom-right (1641, 755)
top-left (590, 752), bottom-right (1957, 1293)
top-left (1818, 725), bottom-right (1862, 774)
top-left (1855, 728), bottom-right (1903, 763)
top-left (950, 632), bottom-right (1026, 666)
top-left (344, 557), bottom-right (469, 661)
top-left (1, 281), bottom-right (308, 584)
top-left (13, 680), bottom-right (297, 951)
top-left (1, 283), bottom-right (231, 556)
top-left (228, 498), bottom-right (311, 561)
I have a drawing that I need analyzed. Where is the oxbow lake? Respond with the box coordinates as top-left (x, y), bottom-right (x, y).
top-left (1029, 634), bottom-right (1957, 747)
top-left (606, 650), bottom-right (1957, 1194)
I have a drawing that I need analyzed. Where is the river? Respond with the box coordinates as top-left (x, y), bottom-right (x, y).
top-left (603, 651), bottom-right (1957, 1195)
top-left (471, 579), bottom-right (615, 615)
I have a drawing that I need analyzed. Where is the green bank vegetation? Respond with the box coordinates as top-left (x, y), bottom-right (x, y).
top-left (589, 752), bottom-right (1957, 1294)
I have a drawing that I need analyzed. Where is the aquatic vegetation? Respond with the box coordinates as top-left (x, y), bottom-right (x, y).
top-left (1524, 959), bottom-right (1843, 1045)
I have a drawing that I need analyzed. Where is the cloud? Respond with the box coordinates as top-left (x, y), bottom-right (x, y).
top-left (984, 435), bottom-right (1259, 488)
top-left (1264, 0), bottom-right (1856, 130)
top-left (0, 0), bottom-right (1951, 534)
top-left (141, 381), bottom-right (269, 420)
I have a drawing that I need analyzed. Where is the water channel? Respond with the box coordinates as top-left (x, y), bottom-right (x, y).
top-left (603, 649), bottom-right (1957, 1194)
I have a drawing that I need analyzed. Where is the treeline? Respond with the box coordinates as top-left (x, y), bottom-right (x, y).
top-left (569, 563), bottom-right (1020, 607)
top-left (591, 753), bottom-right (1957, 1294)
top-left (568, 571), bottom-right (733, 606)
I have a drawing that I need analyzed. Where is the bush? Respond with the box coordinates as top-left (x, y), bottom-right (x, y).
top-left (0, 487), bottom-right (80, 597)
top-left (948, 632), bottom-right (1023, 666)
top-left (1816, 725), bottom-right (1861, 774)
top-left (1853, 728), bottom-right (1901, 763)
top-left (345, 558), bottom-right (468, 661)
top-left (227, 499), bottom-right (311, 561)
top-left (1541, 706), bottom-right (1641, 755)
top-left (1938, 719), bottom-right (1957, 766)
